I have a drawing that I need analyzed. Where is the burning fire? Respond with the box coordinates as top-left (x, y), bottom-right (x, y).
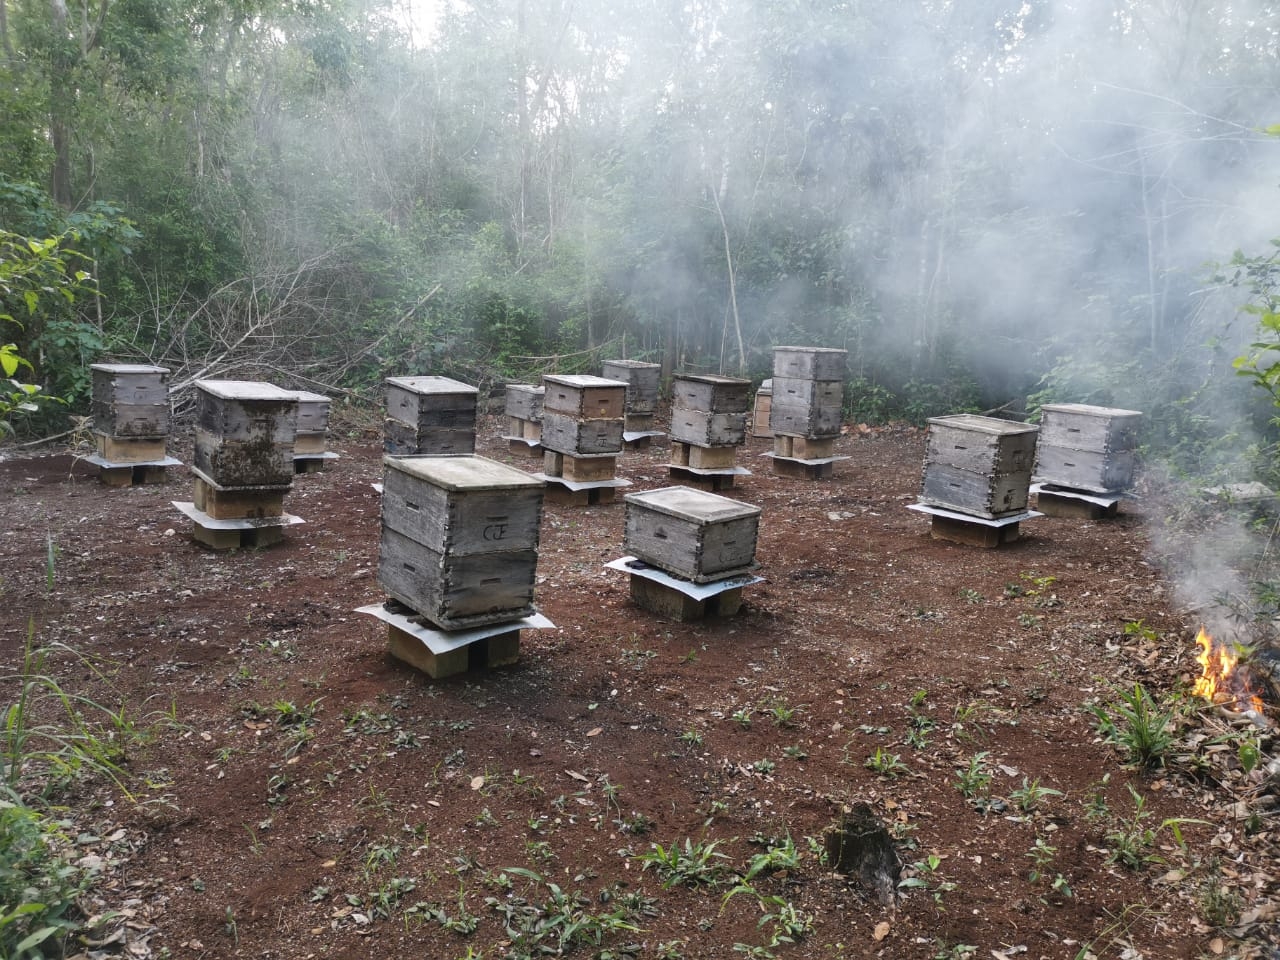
top-left (1192, 627), bottom-right (1266, 714)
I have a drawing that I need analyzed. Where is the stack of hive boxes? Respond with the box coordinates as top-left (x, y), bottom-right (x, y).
top-left (89, 363), bottom-right (177, 486)
top-left (181, 380), bottom-right (300, 549)
top-left (616, 486), bottom-right (761, 621)
top-left (1034, 403), bottom-right (1142, 518)
top-left (668, 374), bottom-right (750, 489)
top-left (768, 346), bottom-right (847, 478)
top-left (374, 455), bottom-right (545, 677)
top-left (502, 383), bottom-right (545, 457)
top-left (538, 374), bottom-right (628, 504)
top-left (915, 413), bottom-right (1039, 546)
top-left (292, 391), bottom-right (336, 473)
top-left (384, 376), bottom-right (478, 456)
top-left (601, 359), bottom-right (663, 447)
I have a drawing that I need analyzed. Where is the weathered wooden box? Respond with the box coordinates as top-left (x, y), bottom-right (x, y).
top-left (921, 415), bottom-right (1038, 518)
top-left (384, 420), bottom-right (477, 456)
top-left (671, 374), bottom-right (750, 414)
top-left (385, 376), bottom-right (478, 430)
top-left (771, 346), bottom-right (847, 382)
top-left (293, 391), bottom-right (332, 435)
top-left (1035, 446), bottom-right (1137, 493)
top-left (601, 360), bottom-right (661, 415)
top-left (542, 375), bottom-right (627, 420)
top-left (91, 363), bottom-right (169, 438)
top-left (669, 410), bottom-right (747, 448)
top-left (193, 380), bottom-right (298, 487)
top-left (920, 464), bottom-right (1032, 518)
top-left (1038, 403), bottom-right (1142, 452)
top-left (504, 384), bottom-right (545, 422)
top-left (378, 455), bottom-right (544, 629)
top-left (539, 411), bottom-right (624, 456)
top-left (768, 377), bottom-right (844, 438)
top-left (752, 380), bottom-right (773, 438)
top-left (926, 414), bottom-right (1038, 476)
top-left (624, 486), bottom-right (760, 582)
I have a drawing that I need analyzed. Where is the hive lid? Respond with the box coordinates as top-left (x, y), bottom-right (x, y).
top-left (625, 485), bottom-right (761, 523)
top-left (293, 390), bottom-right (332, 404)
top-left (543, 374), bottom-right (628, 389)
top-left (673, 373), bottom-right (750, 386)
top-left (506, 383), bottom-right (545, 394)
top-left (386, 376), bottom-right (478, 395)
top-left (603, 359), bottom-right (661, 370)
top-left (91, 363), bottom-right (168, 374)
top-left (196, 379), bottom-right (298, 401)
top-left (1039, 402), bottom-right (1143, 419)
top-left (927, 413), bottom-right (1038, 436)
top-left (773, 346), bottom-right (848, 355)
top-left (383, 454), bottom-right (544, 491)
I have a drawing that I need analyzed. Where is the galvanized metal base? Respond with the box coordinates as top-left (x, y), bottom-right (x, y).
top-left (173, 501), bottom-right (305, 530)
top-left (907, 502), bottom-right (1040, 527)
top-left (356, 603), bottom-right (553, 653)
top-left (532, 473), bottom-right (633, 492)
top-left (604, 556), bottom-right (763, 596)
top-left (191, 465), bottom-right (292, 494)
top-left (623, 430), bottom-right (665, 443)
top-left (358, 603), bottom-right (553, 678)
top-left (1030, 483), bottom-right (1123, 507)
top-left (761, 453), bottom-right (850, 467)
top-left (85, 453), bottom-right (183, 470)
top-left (293, 451), bottom-right (340, 462)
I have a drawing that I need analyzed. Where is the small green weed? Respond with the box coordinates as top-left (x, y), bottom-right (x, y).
top-left (865, 747), bottom-right (910, 778)
top-left (636, 838), bottom-right (729, 888)
top-left (1090, 683), bottom-right (1177, 769)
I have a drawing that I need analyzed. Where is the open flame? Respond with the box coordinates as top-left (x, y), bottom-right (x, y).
top-left (1192, 626), bottom-right (1266, 714)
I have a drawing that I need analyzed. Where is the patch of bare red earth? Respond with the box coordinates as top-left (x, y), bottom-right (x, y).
top-left (0, 418), bottom-right (1257, 959)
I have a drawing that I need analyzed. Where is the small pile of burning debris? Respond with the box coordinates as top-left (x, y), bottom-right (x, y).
top-left (1191, 626), bottom-right (1279, 722)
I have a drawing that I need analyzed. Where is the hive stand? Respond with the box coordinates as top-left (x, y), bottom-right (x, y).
top-left (907, 502), bottom-right (1041, 549)
top-left (1031, 483), bottom-right (1122, 520)
top-left (605, 558), bottom-right (763, 622)
top-left (357, 602), bottom-right (554, 679)
top-left (764, 434), bottom-right (848, 481)
top-left (173, 500), bottom-right (304, 549)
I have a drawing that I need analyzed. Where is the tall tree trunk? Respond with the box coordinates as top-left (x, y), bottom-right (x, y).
top-left (49, 0), bottom-right (74, 206)
top-left (1, 0), bottom-right (15, 61)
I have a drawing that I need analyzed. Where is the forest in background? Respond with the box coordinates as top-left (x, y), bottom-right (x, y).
top-left (1, 0), bottom-right (1278, 477)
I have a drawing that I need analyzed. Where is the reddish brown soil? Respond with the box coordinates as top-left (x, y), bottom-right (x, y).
top-left (1, 417), bottom-right (1273, 960)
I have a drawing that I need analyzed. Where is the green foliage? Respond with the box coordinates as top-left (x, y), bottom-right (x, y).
top-left (483, 867), bottom-right (640, 956)
top-left (635, 838), bottom-right (729, 889)
top-left (1089, 684), bottom-right (1178, 770)
top-left (0, 802), bottom-right (95, 958)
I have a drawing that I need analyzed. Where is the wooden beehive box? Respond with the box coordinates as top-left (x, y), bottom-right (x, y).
top-left (671, 374), bottom-right (750, 414)
top-left (293, 391), bottom-right (332, 435)
top-left (625, 486), bottom-right (760, 583)
top-left (921, 415), bottom-right (1038, 518)
top-left (1035, 446), bottom-right (1136, 494)
top-left (504, 384), bottom-right (545, 422)
top-left (1037, 404), bottom-right (1142, 494)
top-left (772, 346), bottom-right (848, 382)
top-left (752, 380), bottom-right (773, 438)
top-left (768, 376), bottom-right (843, 438)
top-left (378, 455), bottom-right (544, 629)
top-left (293, 391), bottom-right (331, 455)
top-left (540, 411), bottom-right (624, 455)
top-left (542, 375), bottom-right (627, 420)
top-left (90, 363), bottom-right (169, 438)
top-left (669, 410), bottom-right (747, 448)
top-left (601, 360), bottom-right (661, 415)
top-left (385, 376), bottom-right (478, 430)
top-left (193, 380), bottom-right (298, 487)
top-left (1038, 403), bottom-right (1142, 451)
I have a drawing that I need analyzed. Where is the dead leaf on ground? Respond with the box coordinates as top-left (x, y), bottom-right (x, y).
top-left (873, 921), bottom-right (890, 941)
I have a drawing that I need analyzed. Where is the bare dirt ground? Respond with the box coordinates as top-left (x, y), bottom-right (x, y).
top-left (2, 415), bottom-right (1277, 960)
